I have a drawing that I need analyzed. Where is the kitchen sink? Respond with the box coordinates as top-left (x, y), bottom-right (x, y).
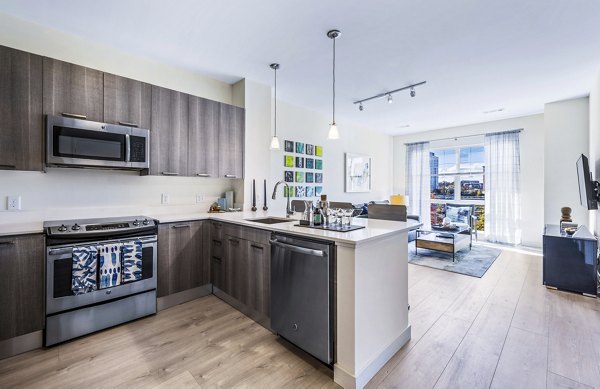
top-left (245, 217), bottom-right (293, 225)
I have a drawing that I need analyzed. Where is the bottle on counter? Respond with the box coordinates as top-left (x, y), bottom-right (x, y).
top-left (313, 202), bottom-right (323, 226)
top-left (319, 194), bottom-right (329, 225)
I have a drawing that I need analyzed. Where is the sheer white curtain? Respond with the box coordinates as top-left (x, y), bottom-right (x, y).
top-left (484, 131), bottom-right (522, 244)
top-left (406, 142), bottom-right (431, 228)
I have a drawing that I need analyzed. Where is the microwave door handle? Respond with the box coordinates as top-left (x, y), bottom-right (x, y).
top-left (125, 134), bottom-right (131, 162)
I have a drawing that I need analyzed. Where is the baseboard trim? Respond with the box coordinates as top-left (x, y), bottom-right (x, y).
top-left (157, 284), bottom-right (212, 311)
top-left (0, 330), bottom-right (43, 360)
top-left (334, 325), bottom-right (411, 389)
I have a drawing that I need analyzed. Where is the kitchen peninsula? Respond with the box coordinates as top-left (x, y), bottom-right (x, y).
top-left (0, 210), bottom-right (418, 389)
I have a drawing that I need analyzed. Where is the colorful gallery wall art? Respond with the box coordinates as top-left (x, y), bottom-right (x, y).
top-left (282, 139), bottom-right (323, 199)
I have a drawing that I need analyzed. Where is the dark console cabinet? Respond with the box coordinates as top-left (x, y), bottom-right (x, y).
top-left (543, 224), bottom-right (598, 296)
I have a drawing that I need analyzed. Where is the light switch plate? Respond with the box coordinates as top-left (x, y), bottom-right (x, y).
top-left (196, 194), bottom-right (204, 203)
top-left (161, 193), bottom-right (170, 205)
top-left (7, 195), bottom-right (21, 210)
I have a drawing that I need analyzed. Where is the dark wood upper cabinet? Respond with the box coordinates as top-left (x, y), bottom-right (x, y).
top-left (0, 45), bottom-right (43, 171)
top-left (103, 74), bottom-right (151, 129)
top-left (150, 86), bottom-right (188, 176)
top-left (188, 96), bottom-right (219, 177)
top-left (43, 58), bottom-right (104, 122)
top-left (0, 234), bottom-right (45, 341)
top-left (218, 103), bottom-right (244, 179)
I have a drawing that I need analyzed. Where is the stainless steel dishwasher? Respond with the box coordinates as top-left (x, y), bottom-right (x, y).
top-left (270, 233), bottom-right (334, 365)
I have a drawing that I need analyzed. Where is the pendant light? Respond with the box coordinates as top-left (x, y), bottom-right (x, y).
top-left (327, 29), bottom-right (341, 139)
top-left (269, 63), bottom-right (281, 150)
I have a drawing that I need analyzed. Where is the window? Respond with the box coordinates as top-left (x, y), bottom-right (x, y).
top-left (430, 145), bottom-right (485, 230)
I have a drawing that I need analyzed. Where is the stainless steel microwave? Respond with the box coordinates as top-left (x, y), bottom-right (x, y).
top-left (46, 115), bottom-right (150, 170)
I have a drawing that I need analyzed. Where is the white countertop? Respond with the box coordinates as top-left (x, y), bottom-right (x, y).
top-left (0, 210), bottom-right (420, 246)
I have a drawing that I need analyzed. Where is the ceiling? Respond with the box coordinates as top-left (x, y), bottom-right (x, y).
top-left (2, 0), bottom-right (600, 135)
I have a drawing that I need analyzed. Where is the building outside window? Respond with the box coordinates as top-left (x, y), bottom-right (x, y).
top-left (430, 145), bottom-right (485, 230)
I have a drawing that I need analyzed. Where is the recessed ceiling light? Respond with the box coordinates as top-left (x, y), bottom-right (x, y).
top-left (483, 108), bottom-right (505, 114)
top-left (396, 124), bottom-right (411, 128)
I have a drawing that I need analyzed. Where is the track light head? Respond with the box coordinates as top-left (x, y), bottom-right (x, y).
top-left (410, 88), bottom-right (416, 97)
top-left (387, 94), bottom-right (393, 104)
top-left (359, 103), bottom-right (364, 111)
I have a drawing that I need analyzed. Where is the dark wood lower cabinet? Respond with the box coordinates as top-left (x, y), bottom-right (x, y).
top-left (0, 234), bottom-right (44, 341)
top-left (157, 221), bottom-right (207, 297)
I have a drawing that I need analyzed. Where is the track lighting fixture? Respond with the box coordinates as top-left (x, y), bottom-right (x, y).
top-left (354, 81), bottom-right (426, 111)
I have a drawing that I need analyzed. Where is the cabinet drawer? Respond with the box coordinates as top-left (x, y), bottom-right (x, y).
top-left (211, 221), bottom-right (224, 241)
top-left (211, 239), bottom-right (223, 259)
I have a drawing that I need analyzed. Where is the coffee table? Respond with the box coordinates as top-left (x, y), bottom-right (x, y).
top-left (415, 225), bottom-right (472, 262)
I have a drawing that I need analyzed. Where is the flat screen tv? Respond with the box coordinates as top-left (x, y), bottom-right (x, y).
top-left (576, 154), bottom-right (598, 210)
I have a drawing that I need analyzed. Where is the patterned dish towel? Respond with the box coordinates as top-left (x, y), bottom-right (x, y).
top-left (122, 240), bottom-right (143, 283)
top-left (98, 243), bottom-right (122, 289)
top-left (72, 245), bottom-right (98, 295)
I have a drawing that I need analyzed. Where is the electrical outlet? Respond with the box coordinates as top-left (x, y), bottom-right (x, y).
top-left (196, 193), bottom-right (204, 203)
top-left (161, 193), bottom-right (170, 205)
top-left (7, 195), bottom-right (21, 210)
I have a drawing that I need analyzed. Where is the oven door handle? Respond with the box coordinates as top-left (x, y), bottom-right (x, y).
top-left (48, 247), bottom-right (73, 255)
top-left (137, 238), bottom-right (157, 244)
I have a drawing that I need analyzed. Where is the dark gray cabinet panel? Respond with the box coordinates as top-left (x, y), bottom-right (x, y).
top-left (225, 235), bottom-right (245, 299)
top-left (150, 86), bottom-right (188, 176)
top-left (247, 241), bottom-right (270, 320)
top-left (43, 58), bottom-right (104, 122)
top-left (157, 221), bottom-right (207, 297)
top-left (0, 45), bottom-right (43, 171)
top-left (188, 96), bottom-right (219, 177)
top-left (0, 234), bottom-right (44, 341)
top-left (218, 103), bottom-right (244, 179)
top-left (103, 74), bottom-right (151, 129)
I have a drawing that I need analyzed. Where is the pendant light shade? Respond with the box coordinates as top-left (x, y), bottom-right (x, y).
top-left (327, 29), bottom-right (341, 140)
top-left (269, 63), bottom-right (281, 150)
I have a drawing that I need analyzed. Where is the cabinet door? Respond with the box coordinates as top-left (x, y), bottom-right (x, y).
top-left (103, 74), bottom-right (151, 129)
top-left (157, 224), bottom-right (171, 298)
top-left (188, 96), bottom-right (219, 177)
top-left (247, 241), bottom-right (270, 319)
top-left (218, 103), bottom-right (244, 179)
top-left (0, 234), bottom-right (44, 341)
top-left (150, 86), bottom-right (188, 176)
top-left (43, 57), bottom-right (104, 122)
top-left (0, 46), bottom-right (43, 171)
top-left (225, 235), bottom-right (246, 299)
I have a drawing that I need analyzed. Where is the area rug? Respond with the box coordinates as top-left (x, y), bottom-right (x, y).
top-left (408, 242), bottom-right (502, 278)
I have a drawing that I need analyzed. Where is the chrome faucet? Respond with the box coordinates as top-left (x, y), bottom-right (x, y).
top-left (272, 180), bottom-right (294, 217)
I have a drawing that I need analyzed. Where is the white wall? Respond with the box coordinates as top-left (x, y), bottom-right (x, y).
top-left (589, 71), bottom-right (600, 234)
top-left (0, 12), bottom-right (242, 220)
top-left (393, 114), bottom-right (545, 247)
top-left (268, 101), bottom-right (394, 214)
top-left (544, 97), bottom-right (589, 227)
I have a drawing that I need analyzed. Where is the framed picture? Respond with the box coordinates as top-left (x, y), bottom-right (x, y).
top-left (306, 186), bottom-right (314, 197)
top-left (345, 153), bottom-right (371, 192)
top-left (306, 144), bottom-right (314, 155)
top-left (296, 156), bottom-right (304, 168)
top-left (296, 142), bottom-right (305, 154)
top-left (284, 140), bottom-right (294, 152)
top-left (305, 158), bottom-right (314, 169)
top-left (315, 159), bottom-right (323, 170)
top-left (284, 155), bottom-right (294, 167)
top-left (284, 171), bottom-right (294, 182)
top-left (295, 171), bottom-right (304, 183)
top-left (315, 186), bottom-right (323, 196)
top-left (315, 173), bottom-right (323, 183)
top-left (295, 186), bottom-right (305, 197)
top-left (306, 172), bottom-right (314, 183)
top-left (315, 146), bottom-right (323, 157)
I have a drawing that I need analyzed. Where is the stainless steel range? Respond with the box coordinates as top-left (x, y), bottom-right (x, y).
top-left (44, 216), bottom-right (158, 346)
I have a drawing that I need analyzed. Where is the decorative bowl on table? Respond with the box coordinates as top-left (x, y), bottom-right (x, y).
top-left (564, 227), bottom-right (578, 236)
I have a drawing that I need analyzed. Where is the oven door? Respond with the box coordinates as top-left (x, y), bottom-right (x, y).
top-left (46, 235), bottom-right (157, 315)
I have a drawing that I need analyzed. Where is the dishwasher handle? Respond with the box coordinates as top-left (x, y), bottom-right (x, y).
top-left (269, 239), bottom-right (327, 257)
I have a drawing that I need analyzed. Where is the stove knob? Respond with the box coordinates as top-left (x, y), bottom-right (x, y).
top-left (133, 220), bottom-right (140, 226)
top-left (57, 224), bottom-right (68, 232)
top-left (142, 219), bottom-right (150, 225)
top-left (71, 224), bottom-right (81, 231)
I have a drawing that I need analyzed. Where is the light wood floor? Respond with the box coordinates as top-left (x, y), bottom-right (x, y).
top-left (1, 247), bottom-right (599, 388)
